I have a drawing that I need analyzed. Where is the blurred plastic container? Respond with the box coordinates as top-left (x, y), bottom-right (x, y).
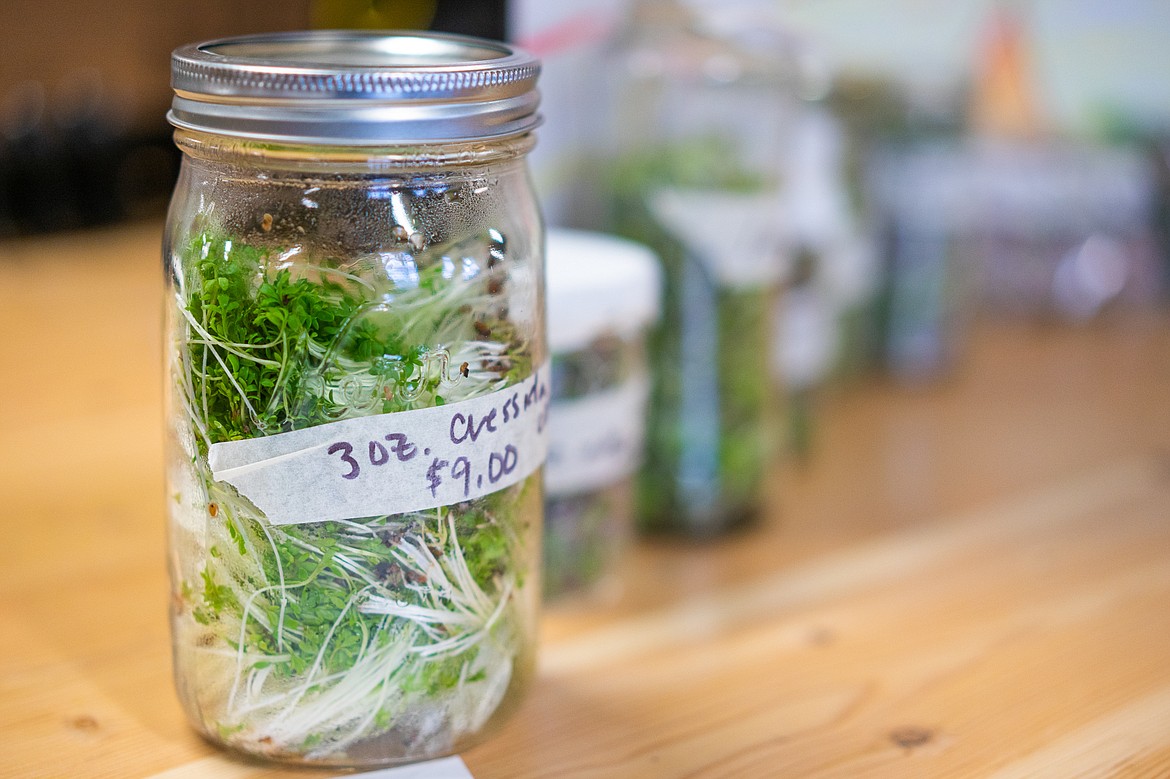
top-left (544, 228), bottom-right (661, 601)
top-left (869, 140), bottom-right (1160, 385)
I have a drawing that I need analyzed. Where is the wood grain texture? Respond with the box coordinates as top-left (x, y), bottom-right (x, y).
top-left (2, 225), bottom-right (1169, 778)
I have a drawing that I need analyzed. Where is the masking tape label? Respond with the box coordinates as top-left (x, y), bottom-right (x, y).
top-left (209, 362), bottom-right (551, 525)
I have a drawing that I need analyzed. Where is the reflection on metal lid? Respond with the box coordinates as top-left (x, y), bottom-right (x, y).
top-left (168, 30), bottom-right (541, 145)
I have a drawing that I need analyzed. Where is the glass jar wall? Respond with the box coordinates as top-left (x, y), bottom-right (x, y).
top-left (162, 32), bottom-right (545, 767)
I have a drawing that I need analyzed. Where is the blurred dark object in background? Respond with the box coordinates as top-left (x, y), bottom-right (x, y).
top-left (0, 74), bottom-right (181, 236)
top-left (823, 75), bottom-right (968, 384)
top-left (311, 0), bottom-right (505, 40)
top-left (0, 0), bottom-right (310, 239)
top-left (0, 0), bottom-right (503, 239)
top-left (432, 0), bottom-right (506, 40)
top-left (868, 143), bottom-right (973, 383)
top-left (1151, 138), bottom-right (1170, 292)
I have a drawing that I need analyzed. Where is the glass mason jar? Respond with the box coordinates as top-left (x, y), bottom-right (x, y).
top-left (607, 0), bottom-right (799, 535)
top-left (543, 229), bottom-right (661, 602)
top-left (162, 32), bottom-right (545, 767)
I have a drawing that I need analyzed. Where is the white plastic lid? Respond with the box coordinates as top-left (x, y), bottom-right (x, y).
top-left (545, 228), bottom-right (662, 353)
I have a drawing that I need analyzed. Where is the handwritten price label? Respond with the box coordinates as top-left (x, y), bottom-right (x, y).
top-left (208, 362), bottom-right (551, 525)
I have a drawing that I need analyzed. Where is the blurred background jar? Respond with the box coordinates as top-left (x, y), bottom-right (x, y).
top-left (603, 0), bottom-right (806, 536)
top-left (544, 229), bottom-right (661, 602)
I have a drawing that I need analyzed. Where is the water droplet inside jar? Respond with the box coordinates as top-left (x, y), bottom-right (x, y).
top-left (409, 232), bottom-right (427, 251)
top-left (391, 225), bottom-right (408, 243)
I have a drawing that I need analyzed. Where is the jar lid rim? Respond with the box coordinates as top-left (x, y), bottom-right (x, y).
top-left (169, 31), bottom-right (541, 145)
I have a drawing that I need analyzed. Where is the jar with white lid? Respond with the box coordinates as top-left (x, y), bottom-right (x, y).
top-left (544, 229), bottom-right (661, 601)
top-left (163, 31), bottom-right (545, 766)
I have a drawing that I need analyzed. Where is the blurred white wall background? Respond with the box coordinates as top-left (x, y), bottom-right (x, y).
top-left (779, 0), bottom-right (1170, 137)
top-left (512, 0), bottom-right (1170, 226)
top-left (509, 0), bottom-right (631, 226)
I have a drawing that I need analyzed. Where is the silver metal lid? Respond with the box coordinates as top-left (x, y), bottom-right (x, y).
top-left (169, 31), bottom-right (541, 145)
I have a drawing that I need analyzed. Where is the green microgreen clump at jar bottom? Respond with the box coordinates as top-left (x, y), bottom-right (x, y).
top-left (608, 140), bottom-right (778, 535)
top-left (167, 228), bottom-right (537, 764)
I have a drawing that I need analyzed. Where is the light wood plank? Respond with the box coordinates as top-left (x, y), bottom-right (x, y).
top-left (3, 224), bottom-right (1170, 778)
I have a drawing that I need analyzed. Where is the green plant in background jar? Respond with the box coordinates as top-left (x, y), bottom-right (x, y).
top-left (610, 143), bottom-right (780, 534)
top-left (607, 0), bottom-right (800, 535)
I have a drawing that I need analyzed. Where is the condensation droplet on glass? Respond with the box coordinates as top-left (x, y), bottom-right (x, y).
top-left (409, 232), bottom-right (427, 251)
top-left (391, 225), bottom-right (408, 243)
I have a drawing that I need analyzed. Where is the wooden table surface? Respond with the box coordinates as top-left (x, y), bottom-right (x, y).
top-left (3, 223), bottom-right (1170, 778)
